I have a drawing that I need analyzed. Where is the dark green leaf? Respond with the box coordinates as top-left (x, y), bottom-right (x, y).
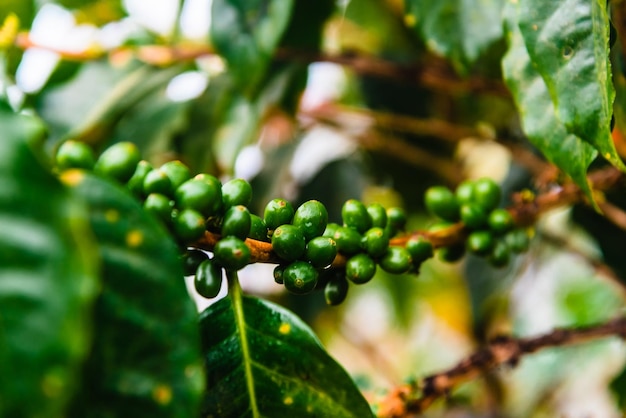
top-left (210, 0), bottom-right (294, 91)
top-left (611, 364), bottom-right (626, 411)
top-left (0, 0), bottom-right (35, 27)
top-left (61, 171), bottom-right (204, 418)
top-left (502, 3), bottom-right (597, 202)
top-left (0, 107), bottom-right (97, 418)
top-left (405, 0), bottom-right (504, 73)
top-left (517, 0), bottom-right (624, 170)
top-left (199, 287), bottom-right (374, 417)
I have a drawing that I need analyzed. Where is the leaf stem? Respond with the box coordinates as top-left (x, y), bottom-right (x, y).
top-left (227, 270), bottom-right (260, 418)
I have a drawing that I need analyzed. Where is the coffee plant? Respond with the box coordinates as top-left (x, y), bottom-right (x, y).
top-left (5, 0), bottom-right (626, 417)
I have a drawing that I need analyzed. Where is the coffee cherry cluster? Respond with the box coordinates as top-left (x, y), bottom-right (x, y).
top-left (55, 141), bottom-right (530, 307)
top-left (424, 178), bottom-right (530, 267)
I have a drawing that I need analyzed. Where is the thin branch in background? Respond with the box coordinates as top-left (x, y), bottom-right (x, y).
top-left (376, 316), bottom-right (626, 418)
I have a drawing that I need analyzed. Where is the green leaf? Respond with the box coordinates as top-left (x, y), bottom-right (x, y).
top-left (210, 0), bottom-right (294, 92)
top-left (0, 0), bottom-right (35, 27)
top-left (0, 108), bottom-right (97, 417)
top-left (502, 3), bottom-right (597, 202)
top-left (405, 0), bottom-right (504, 73)
top-left (61, 171), bottom-right (204, 418)
top-left (199, 283), bottom-right (374, 417)
top-left (517, 0), bottom-right (624, 170)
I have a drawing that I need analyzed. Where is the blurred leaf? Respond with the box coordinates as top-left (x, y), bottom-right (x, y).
top-left (502, 3), bottom-right (597, 203)
top-left (279, 0), bottom-right (334, 50)
top-left (340, 0), bottom-right (418, 58)
top-left (517, 0), bottom-right (624, 170)
top-left (62, 171), bottom-right (204, 418)
top-left (38, 61), bottom-right (182, 148)
top-left (0, 106), bottom-right (97, 418)
top-left (62, 0), bottom-right (126, 26)
top-left (0, 0), bottom-right (35, 27)
top-left (611, 365), bottom-right (626, 412)
top-left (405, 0), bottom-right (504, 73)
top-left (211, 0), bottom-right (294, 92)
top-left (199, 287), bottom-right (374, 417)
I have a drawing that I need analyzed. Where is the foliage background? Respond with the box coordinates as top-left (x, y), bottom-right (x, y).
top-left (3, 0), bottom-right (626, 417)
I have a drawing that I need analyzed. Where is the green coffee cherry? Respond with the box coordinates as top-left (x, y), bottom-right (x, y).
top-left (505, 228), bottom-right (530, 253)
top-left (466, 230), bottom-right (495, 256)
top-left (127, 160), bottom-right (153, 197)
top-left (331, 226), bottom-right (363, 255)
top-left (213, 236), bottom-right (251, 271)
top-left (386, 207), bottom-right (407, 233)
top-left (345, 253), bottom-right (376, 284)
top-left (194, 259), bottom-right (223, 299)
top-left (283, 261), bottom-right (319, 295)
top-left (323, 222), bottom-right (340, 238)
top-left (305, 236), bottom-right (338, 268)
top-left (94, 141), bottom-right (141, 183)
top-left (175, 178), bottom-right (222, 216)
top-left (361, 227), bottom-right (389, 258)
top-left (455, 180), bottom-right (475, 205)
top-left (380, 246), bottom-right (412, 274)
top-left (460, 204), bottom-right (488, 229)
top-left (222, 178), bottom-right (253, 208)
top-left (473, 178), bottom-right (501, 211)
top-left (55, 140), bottom-right (95, 170)
top-left (325, 277), bottom-right (349, 306)
top-left (173, 208), bottom-right (206, 242)
top-left (273, 264), bottom-right (286, 284)
top-left (425, 185), bottom-right (459, 222)
top-left (367, 203), bottom-right (388, 228)
top-left (160, 160), bottom-right (191, 189)
top-left (264, 198), bottom-right (295, 230)
top-left (181, 248), bottom-right (209, 276)
top-left (342, 199), bottom-right (372, 233)
top-left (405, 236), bottom-right (434, 264)
top-left (221, 205), bottom-right (251, 240)
top-left (489, 240), bottom-right (510, 267)
top-left (438, 244), bottom-right (466, 263)
top-left (293, 200), bottom-right (328, 241)
top-left (144, 193), bottom-right (174, 223)
top-left (271, 224), bottom-right (306, 261)
top-left (249, 214), bottom-right (269, 241)
top-left (143, 168), bottom-right (174, 197)
top-left (488, 208), bottom-right (515, 235)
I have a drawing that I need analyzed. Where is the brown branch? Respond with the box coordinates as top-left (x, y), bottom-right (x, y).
top-left (14, 33), bottom-right (508, 96)
top-left (376, 316), bottom-right (626, 418)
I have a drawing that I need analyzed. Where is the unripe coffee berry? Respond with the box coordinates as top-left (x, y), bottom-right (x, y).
top-left (367, 203), bottom-right (388, 228)
top-left (271, 224), bottom-right (306, 261)
top-left (466, 230), bottom-right (495, 256)
top-left (56, 140), bottom-right (95, 170)
top-left (194, 259), bottom-right (223, 299)
top-left (175, 178), bottom-right (222, 216)
top-left (293, 200), bottom-right (328, 241)
top-left (425, 186), bottom-right (459, 222)
top-left (213, 236), bottom-right (251, 271)
top-left (488, 208), bottom-right (514, 235)
top-left (345, 253), bottom-right (377, 284)
top-left (94, 141), bottom-right (141, 183)
top-left (264, 198), bottom-right (294, 230)
top-left (361, 227), bottom-right (389, 258)
top-left (283, 261), bottom-right (319, 295)
top-left (325, 277), bottom-right (349, 306)
top-left (173, 208), bottom-right (206, 242)
top-left (342, 199), bottom-right (371, 233)
top-left (221, 205), bottom-right (251, 240)
top-left (473, 178), bottom-right (501, 211)
top-left (160, 160), bottom-right (191, 189)
top-left (305, 236), bottom-right (338, 268)
top-left (222, 178), bottom-right (253, 208)
top-left (379, 247), bottom-right (412, 274)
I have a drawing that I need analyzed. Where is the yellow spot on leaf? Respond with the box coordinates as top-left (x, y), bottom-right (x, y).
top-left (605, 152), bottom-right (612, 160)
top-left (283, 396), bottom-right (293, 405)
top-left (404, 14), bottom-right (416, 27)
top-left (105, 209), bottom-right (119, 223)
top-left (152, 384), bottom-right (172, 405)
top-left (279, 323), bottom-right (291, 335)
top-left (126, 230), bottom-right (143, 247)
top-left (59, 169), bottom-right (85, 187)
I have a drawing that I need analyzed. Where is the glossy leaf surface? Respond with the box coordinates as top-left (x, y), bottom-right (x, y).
top-left (61, 171), bottom-right (204, 418)
top-left (200, 288), bottom-right (374, 417)
top-left (517, 0), bottom-right (623, 170)
top-left (502, 3), bottom-right (597, 201)
top-left (0, 107), bottom-right (97, 418)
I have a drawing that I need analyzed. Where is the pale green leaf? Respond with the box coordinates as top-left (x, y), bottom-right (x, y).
top-left (517, 0), bottom-right (624, 170)
top-left (405, 0), bottom-right (505, 73)
top-left (502, 2), bottom-right (597, 201)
